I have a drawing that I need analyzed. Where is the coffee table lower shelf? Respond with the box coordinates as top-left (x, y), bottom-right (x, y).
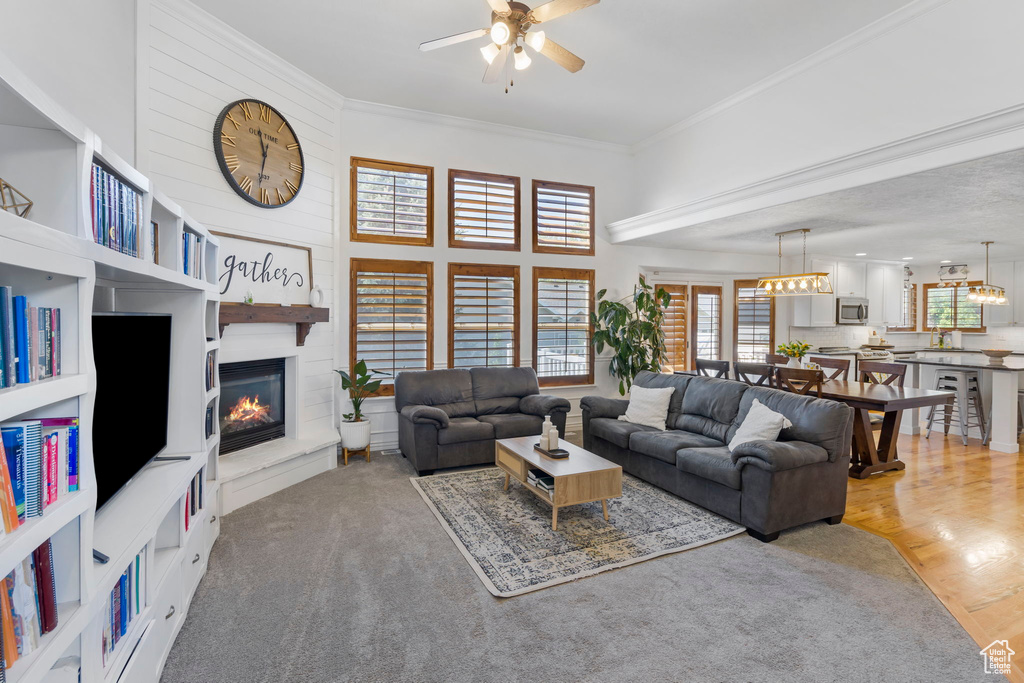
top-left (495, 437), bottom-right (622, 531)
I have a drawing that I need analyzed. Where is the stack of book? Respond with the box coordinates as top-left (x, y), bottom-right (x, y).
top-left (91, 163), bottom-right (143, 258)
top-left (184, 470), bottom-right (205, 533)
top-left (101, 546), bottom-right (146, 667)
top-left (0, 419), bottom-right (80, 532)
top-left (0, 287), bottom-right (62, 388)
top-left (182, 230), bottom-right (202, 279)
top-left (1, 538), bottom-right (60, 671)
top-left (527, 468), bottom-right (554, 500)
top-left (205, 352), bottom-right (215, 391)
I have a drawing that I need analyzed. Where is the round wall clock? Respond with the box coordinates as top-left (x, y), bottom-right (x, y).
top-left (212, 99), bottom-right (304, 208)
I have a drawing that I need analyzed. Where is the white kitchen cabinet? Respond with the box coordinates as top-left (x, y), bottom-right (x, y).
top-left (1014, 261), bottom-right (1024, 325)
top-left (986, 261), bottom-right (1015, 326)
top-left (792, 259), bottom-right (837, 327)
top-left (865, 262), bottom-right (903, 327)
top-left (836, 261), bottom-right (867, 297)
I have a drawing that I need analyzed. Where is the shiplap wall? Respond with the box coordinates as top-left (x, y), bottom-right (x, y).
top-left (140, 0), bottom-right (342, 440)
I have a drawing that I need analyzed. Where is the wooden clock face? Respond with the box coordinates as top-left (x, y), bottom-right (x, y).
top-left (213, 99), bottom-right (304, 208)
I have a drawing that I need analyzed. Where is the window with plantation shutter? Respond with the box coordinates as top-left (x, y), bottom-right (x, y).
top-left (533, 267), bottom-right (595, 386)
top-left (924, 281), bottom-right (984, 332)
top-left (657, 284), bottom-right (688, 372)
top-left (350, 158), bottom-right (433, 246)
top-left (734, 280), bottom-right (774, 362)
top-left (350, 258), bottom-right (433, 396)
top-left (448, 170), bottom-right (520, 250)
top-left (449, 264), bottom-right (520, 368)
top-left (691, 285), bottom-right (722, 361)
top-left (532, 180), bottom-right (595, 255)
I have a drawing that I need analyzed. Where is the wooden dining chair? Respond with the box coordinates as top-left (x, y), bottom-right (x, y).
top-left (734, 362), bottom-right (774, 386)
top-left (765, 353), bottom-right (789, 366)
top-left (775, 367), bottom-right (825, 398)
top-left (808, 356), bottom-right (850, 381)
top-left (858, 361), bottom-right (907, 387)
top-left (695, 358), bottom-right (731, 379)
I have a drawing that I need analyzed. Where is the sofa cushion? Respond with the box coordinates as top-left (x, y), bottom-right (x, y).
top-left (588, 417), bottom-right (657, 449)
top-left (394, 369), bottom-right (476, 418)
top-left (629, 430), bottom-right (724, 465)
top-left (437, 417), bottom-right (495, 445)
top-left (676, 377), bottom-right (748, 442)
top-left (632, 370), bottom-right (691, 425)
top-left (477, 413), bottom-right (543, 439)
top-left (737, 386), bottom-right (853, 461)
top-left (619, 385), bottom-right (675, 430)
top-left (675, 447), bottom-right (742, 490)
top-left (470, 367), bottom-right (539, 415)
top-left (728, 399), bottom-right (792, 452)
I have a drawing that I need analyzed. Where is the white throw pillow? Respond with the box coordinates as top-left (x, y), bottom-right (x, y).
top-left (728, 399), bottom-right (793, 452)
top-left (617, 385), bottom-right (675, 431)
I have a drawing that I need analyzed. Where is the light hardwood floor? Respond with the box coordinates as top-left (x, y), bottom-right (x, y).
top-left (845, 432), bottom-right (1024, 682)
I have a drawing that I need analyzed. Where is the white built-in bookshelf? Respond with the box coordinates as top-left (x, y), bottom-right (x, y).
top-left (0, 50), bottom-right (220, 683)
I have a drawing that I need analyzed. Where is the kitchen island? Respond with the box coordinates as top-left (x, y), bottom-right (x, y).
top-left (897, 354), bottom-right (1024, 453)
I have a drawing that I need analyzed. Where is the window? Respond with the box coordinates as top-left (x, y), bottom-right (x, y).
top-left (691, 285), bottom-right (722, 361)
top-left (532, 180), bottom-right (595, 255)
top-left (533, 267), bottom-right (595, 386)
top-left (734, 280), bottom-right (774, 362)
top-left (448, 170), bottom-right (520, 250)
top-left (350, 158), bottom-right (433, 246)
top-left (350, 258), bottom-right (433, 395)
top-left (888, 284), bottom-right (917, 332)
top-left (448, 264), bottom-right (520, 368)
top-left (657, 284), bottom-right (688, 372)
top-left (924, 281), bottom-right (985, 332)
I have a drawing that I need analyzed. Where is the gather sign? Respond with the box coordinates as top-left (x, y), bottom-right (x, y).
top-left (211, 231), bottom-right (313, 306)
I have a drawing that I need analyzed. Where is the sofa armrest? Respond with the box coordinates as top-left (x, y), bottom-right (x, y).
top-left (400, 405), bottom-right (449, 429)
top-left (520, 394), bottom-right (570, 417)
top-left (580, 396), bottom-right (629, 419)
top-left (731, 440), bottom-right (829, 472)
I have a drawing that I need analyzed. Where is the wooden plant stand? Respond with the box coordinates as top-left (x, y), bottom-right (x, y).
top-left (342, 445), bottom-right (370, 466)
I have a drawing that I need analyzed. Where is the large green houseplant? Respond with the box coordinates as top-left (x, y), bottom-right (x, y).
top-left (591, 276), bottom-right (672, 395)
top-left (334, 360), bottom-right (389, 451)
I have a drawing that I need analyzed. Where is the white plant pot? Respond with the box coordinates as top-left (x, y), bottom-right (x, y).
top-left (339, 419), bottom-right (371, 450)
top-left (787, 357), bottom-right (803, 369)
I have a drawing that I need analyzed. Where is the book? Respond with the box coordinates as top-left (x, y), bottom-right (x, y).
top-left (16, 422), bottom-right (41, 517)
top-left (43, 430), bottom-right (58, 507)
top-left (0, 584), bottom-right (18, 668)
top-left (0, 439), bottom-right (18, 534)
top-left (0, 429), bottom-right (25, 521)
top-left (12, 297), bottom-right (27, 385)
top-left (90, 164), bottom-right (143, 258)
top-left (32, 540), bottom-right (57, 635)
top-left (0, 286), bottom-right (13, 389)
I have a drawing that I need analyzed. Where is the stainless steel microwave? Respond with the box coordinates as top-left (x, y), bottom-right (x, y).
top-left (836, 297), bottom-right (869, 325)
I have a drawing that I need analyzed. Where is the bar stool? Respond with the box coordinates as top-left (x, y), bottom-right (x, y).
top-left (925, 369), bottom-right (988, 446)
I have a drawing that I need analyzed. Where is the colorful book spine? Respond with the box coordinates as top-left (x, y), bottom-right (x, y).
top-left (0, 286), bottom-right (13, 389)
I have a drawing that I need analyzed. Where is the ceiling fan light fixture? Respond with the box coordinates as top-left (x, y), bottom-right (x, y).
top-left (480, 42), bottom-right (501, 64)
top-left (525, 30), bottom-right (546, 51)
top-left (513, 45), bottom-right (531, 70)
top-left (490, 20), bottom-right (512, 45)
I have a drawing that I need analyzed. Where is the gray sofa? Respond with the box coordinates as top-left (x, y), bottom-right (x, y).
top-left (396, 367), bottom-right (571, 476)
top-left (581, 371), bottom-right (854, 542)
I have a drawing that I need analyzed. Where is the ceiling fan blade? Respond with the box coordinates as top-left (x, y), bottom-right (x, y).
top-left (538, 38), bottom-right (585, 72)
top-left (529, 0), bottom-right (599, 24)
top-left (485, 0), bottom-right (511, 13)
top-left (482, 45), bottom-right (510, 83)
top-left (419, 28), bottom-right (488, 51)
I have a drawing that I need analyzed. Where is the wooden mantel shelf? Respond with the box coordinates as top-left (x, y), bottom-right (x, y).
top-left (219, 303), bottom-right (330, 346)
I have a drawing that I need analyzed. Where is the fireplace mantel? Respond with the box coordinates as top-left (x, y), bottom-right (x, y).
top-left (219, 303), bottom-right (330, 346)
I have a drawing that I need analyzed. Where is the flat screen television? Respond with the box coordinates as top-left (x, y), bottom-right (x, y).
top-left (92, 312), bottom-right (172, 510)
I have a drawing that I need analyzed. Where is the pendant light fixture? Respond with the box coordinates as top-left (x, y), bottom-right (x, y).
top-left (967, 241), bottom-right (1008, 305)
top-left (757, 229), bottom-right (833, 297)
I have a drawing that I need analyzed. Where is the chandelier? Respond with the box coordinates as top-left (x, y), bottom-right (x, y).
top-left (757, 229), bottom-right (833, 297)
top-left (967, 241), bottom-right (1008, 305)
top-left (935, 263), bottom-right (968, 288)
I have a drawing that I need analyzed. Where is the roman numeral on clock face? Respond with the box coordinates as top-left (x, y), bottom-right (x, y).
top-left (260, 187), bottom-right (270, 205)
top-left (285, 179), bottom-right (299, 195)
top-left (287, 143), bottom-right (299, 150)
top-left (277, 119), bottom-right (287, 133)
top-left (238, 176), bottom-right (252, 194)
top-left (224, 112), bottom-right (242, 130)
top-left (223, 154), bottom-right (239, 173)
top-left (220, 132), bottom-right (236, 147)
top-left (289, 162), bottom-right (302, 173)
top-left (277, 188), bottom-right (285, 204)
top-left (259, 103), bottom-right (272, 123)
top-left (239, 101), bottom-right (253, 120)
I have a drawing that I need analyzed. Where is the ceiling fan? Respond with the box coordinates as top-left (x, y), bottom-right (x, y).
top-left (419, 0), bottom-right (598, 86)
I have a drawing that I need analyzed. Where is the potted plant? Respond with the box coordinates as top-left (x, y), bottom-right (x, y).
top-left (591, 276), bottom-right (672, 395)
top-left (777, 341), bottom-right (812, 368)
top-left (334, 360), bottom-right (389, 451)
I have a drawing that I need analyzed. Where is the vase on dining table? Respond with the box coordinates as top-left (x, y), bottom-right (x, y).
top-left (787, 357), bottom-right (802, 369)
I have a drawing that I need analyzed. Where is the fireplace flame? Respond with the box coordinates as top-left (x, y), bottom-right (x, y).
top-left (225, 395), bottom-right (273, 426)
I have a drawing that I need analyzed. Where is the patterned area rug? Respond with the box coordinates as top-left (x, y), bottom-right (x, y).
top-left (411, 468), bottom-right (744, 597)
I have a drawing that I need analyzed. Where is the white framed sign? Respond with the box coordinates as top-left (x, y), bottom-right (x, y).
top-left (212, 231), bottom-right (313, 306)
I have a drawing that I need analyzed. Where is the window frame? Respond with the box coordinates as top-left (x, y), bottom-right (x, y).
top-left (447, 263), bottom-right (521, 369)
top-left (350, 157), bottom-right (434, 247)
top-left (691, 285), bottom-right (723, 362)
top-left (888, 283), bottom-right (918, 332)
top-left (532, 266), bottom-right (595, 387)
top-left (923, 281), bottom-right (985, 333)
top-left (656, 283), bottom-right (688, 373)
top-left (448, 169), bottom-right (521, 251)
top-left (733, 279), bottom-right (775, 363)
top-left (532, 179), bottom-right (596, 256)
top-left (350, 257), bottom-right (434, 397)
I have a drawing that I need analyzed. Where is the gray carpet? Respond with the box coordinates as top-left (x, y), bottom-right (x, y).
top-left (162, 453), bottom-right (993, 683)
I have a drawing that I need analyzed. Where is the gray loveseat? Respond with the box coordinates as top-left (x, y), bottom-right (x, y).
top-left (396, 367), bottom-right (571, 476)
top-left (581, 371), bottom-right (854, 542)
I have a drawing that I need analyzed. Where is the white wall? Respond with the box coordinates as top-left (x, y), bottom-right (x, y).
top-left (4, 0), bottom-right (137, 159)
top-left (140, 0), bottom-right (341, 440)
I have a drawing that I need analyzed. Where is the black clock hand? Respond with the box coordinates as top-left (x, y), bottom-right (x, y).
top-left (256, 129), bottom-right (268, 185)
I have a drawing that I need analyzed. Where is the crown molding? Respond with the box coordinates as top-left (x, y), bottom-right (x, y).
top-left (343, 98), bottom-right (630, 155)
top-left (151, 0), bottom-right (346, 112)
top-left (608, 101), bottom-right (1024, 243)
top-left (631, 0), bottom-right (955, 153)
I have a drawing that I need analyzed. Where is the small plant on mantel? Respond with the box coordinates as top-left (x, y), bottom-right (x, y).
top-left (591, 276), bottom-right (672, 395)
top-left (334, 360), bottom-right (389, 457)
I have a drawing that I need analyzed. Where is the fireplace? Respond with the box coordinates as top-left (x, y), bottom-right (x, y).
top-left (219, 358), bottom-right (286, 454)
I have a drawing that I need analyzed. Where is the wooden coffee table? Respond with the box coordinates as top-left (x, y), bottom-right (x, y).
top-left (495, 436), bottom-right (623, 531)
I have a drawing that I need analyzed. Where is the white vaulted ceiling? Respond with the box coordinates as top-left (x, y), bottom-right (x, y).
top-left (190, 0), bottom-right (914, 144)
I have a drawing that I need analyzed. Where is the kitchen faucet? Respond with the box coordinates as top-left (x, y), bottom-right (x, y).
top-left (929, 326), bottom-right (942, 348)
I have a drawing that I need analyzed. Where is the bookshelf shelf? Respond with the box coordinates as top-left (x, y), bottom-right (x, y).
top-left (5, 601), bottom-right (85, 683)
top-left (0, 493), bottom-right (90, 579)
top-left (0, 374), bottom-right (90, 423)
